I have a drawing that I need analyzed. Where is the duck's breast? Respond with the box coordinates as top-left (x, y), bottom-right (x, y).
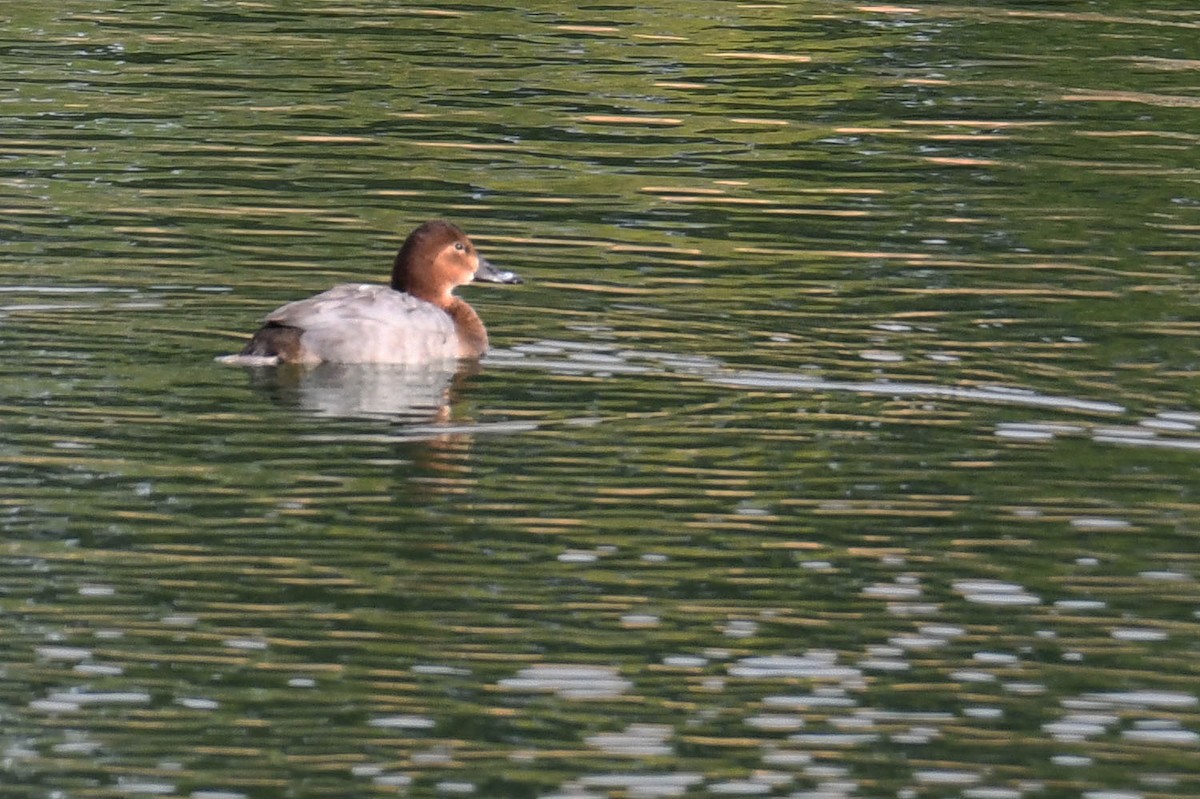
top-left (265, 284), bottom-right (458, 364)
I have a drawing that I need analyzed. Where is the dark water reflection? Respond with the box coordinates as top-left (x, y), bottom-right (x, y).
top-left (3, 2), bottom-right (1199, 798)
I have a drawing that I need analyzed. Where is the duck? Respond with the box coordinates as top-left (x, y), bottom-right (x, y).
top-left (234, 220), bottom-right (521, 365)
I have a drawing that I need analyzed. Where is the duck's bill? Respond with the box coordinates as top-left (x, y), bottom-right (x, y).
top-left (473, 256), bottom-right (522, 284)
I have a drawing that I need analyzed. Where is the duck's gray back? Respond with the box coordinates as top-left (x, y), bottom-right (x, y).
top-left (265, 284), bottom-right (458, 364)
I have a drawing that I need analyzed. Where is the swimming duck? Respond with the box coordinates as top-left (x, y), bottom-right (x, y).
top-left (235, 220), bottom-right (520, 365)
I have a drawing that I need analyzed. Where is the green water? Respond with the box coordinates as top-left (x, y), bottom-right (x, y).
top-left (2, 2), bottom-right (1198, 798)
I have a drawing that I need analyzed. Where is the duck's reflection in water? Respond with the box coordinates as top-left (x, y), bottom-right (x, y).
top-left (246, 360), bottom-right (476, 422)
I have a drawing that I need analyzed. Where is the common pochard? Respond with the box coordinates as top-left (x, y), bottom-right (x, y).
top-left (234, 220), bottom-right (520, 365)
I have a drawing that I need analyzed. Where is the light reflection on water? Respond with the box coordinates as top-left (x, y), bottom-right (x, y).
top-left (242, 361), bottom-right (461, 421)
top-left (226, 339), bottom-right (1137, 425)
top-left (3, 1), bottom-right (1199, 798)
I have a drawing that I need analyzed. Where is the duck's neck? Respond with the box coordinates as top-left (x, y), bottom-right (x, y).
top-left (395, 270), bottom-right (455, 308)
top-left (393, 270), bottom-right (438, 301)
top-left (445, 298), bottom-right (488, 359)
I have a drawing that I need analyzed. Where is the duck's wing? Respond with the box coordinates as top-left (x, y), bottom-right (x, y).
top-left (264, 284), bottom-right (457, 364)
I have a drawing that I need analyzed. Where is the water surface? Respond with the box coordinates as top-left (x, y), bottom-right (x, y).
top-left (2, 2), bottom-right (1199, 798)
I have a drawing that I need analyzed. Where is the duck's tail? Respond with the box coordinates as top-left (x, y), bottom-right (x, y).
top-left (216, 323), bottom-right (304, 366)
